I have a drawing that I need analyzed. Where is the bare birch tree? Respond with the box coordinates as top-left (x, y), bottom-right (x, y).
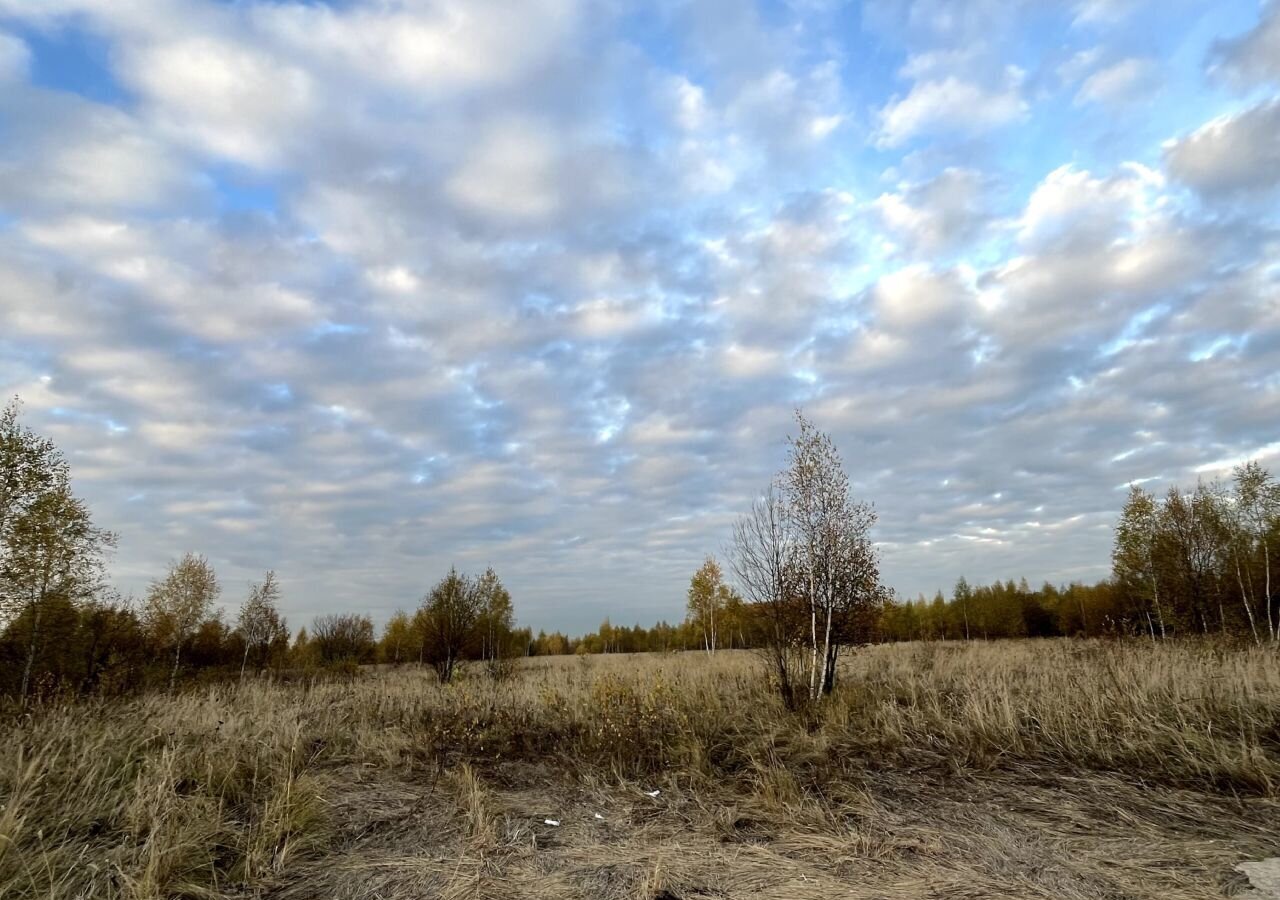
top-left (728, 485), bottom-right (804, 709)
top-left (236, 570), bottom-right (286, 678)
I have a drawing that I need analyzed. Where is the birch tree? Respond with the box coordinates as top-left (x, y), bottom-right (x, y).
top-left (686, 556), bottom-right (729, 655)
top-left (782, 411), bottom-right (883, 701)
top-left (146, 553), bottom-right (219, 690)
top-left (731, 413), bottom-right (885, 707)
top-left (729, 485), bottom-right (804, 708)
top-left (1, 399), bottom-right (115, 701)
top-left (236, 570), bottom-right (286, 678)
top-left (1113, 485), bottom-right (1167, 640)
top-left (1233, 462), bottom-right (1278, 643)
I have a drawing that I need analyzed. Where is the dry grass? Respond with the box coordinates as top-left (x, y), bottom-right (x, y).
top-left (2, 639), bottom-right (1278, 898)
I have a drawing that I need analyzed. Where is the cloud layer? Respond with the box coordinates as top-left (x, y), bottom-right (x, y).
top-left (0, 0), bottom-right (1277, 631)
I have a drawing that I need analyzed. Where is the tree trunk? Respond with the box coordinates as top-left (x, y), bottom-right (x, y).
top-left (1152, 576), bottom-right (1167, 640)
top-left (819, 606), bottom-right (834, 696)
top-left (1265, 541), bottom-right (1275, 644)
top-left (20, 599), bottom-right (42, 704)
top-left (169, 644), bottom-right (182, 692)
top-left (808, 568), bottom-right (818, 701)
top-left (1236, 559), bottom-right (1261, 646)
top-left (241, 644), bottom-right (250, 681)
top-left (820, 605), bottom-right (838, 695)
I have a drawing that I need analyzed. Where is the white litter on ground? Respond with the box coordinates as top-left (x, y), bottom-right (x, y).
top-left (543, 819), bottom-right (560, 827)
top-left (1237, 858), bottom-right (1280, 899)
top-left (593, 813), bottom-right (605, 820)
top-left (644, 789), bottom-right (660, 797)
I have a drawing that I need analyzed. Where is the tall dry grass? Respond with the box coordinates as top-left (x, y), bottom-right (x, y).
top-left (1, 639), bottom-right (1277, 898)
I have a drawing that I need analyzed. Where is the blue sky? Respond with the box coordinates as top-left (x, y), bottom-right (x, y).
top-left (1, 0), bottom-right (1277, 633)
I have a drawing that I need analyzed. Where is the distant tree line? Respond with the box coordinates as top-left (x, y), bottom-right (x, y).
top-left (0, 399), bottom-right (529, 702)
top-left (879, 578), bottom-right (1117, 641)
top-left (4, 394), bottom-right (1278, 704)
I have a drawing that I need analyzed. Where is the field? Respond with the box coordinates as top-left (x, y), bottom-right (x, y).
top-left (3, 640), bottom-right (1279, 899)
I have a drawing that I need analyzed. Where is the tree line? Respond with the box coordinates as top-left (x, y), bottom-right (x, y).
top-left (4, 394), bottom-right (1278, 706)
top-left (0, 399), bottom-right (529, 702)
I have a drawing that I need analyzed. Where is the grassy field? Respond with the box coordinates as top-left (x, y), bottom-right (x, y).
top-left (3, 640), bottom-right (1279, 899)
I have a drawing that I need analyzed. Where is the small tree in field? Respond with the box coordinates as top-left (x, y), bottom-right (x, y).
top-left (146, 553), bottom-right (219, 691)
top-left (782, 411), bottom-right (884, 700)
top-left (729, 412), bottom-right (885, 707)
top-left (416, 568), bottom-right (483, 683)
top-left (475, 567), bottom-right (517, 679)
top-left (686, 556), bottom-right (733, 655)
top-left (236, 571), bottom-right (287, 678)
top-left (310, 613), bottom-right (376, 665)
top-left (730, 485), bottom-right (806, 709)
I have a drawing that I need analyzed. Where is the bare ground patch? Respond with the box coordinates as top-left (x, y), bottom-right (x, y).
top-left (269, 757), bottom-right (1279, 900)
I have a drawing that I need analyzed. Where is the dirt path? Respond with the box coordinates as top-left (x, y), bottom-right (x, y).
top-left (267, 761), bottom-right (1279, 899)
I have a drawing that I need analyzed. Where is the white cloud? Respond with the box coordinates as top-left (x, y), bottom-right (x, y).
top-left (1072, 0), bottom-right (1140, 26)
top-left (1209, 1), bottom-right (1280, 89)
top-left (1164, 100), bottom-right (1280, 196)
top-left (120, 35), bottom-right (318, 168)
top-left (0, 96), bottom-right (196, 211)
top-left (254, 0), bottom-right (581, 95)
top-left (1017, 163), bottom-right (1164, 249)
top-left (446, 116), bottom-right (563, 225)
top-left (0, 30), bottom-right (30, 81)
top-left (872, 265), bottom-right (969, 331)
top-left (872, 167), bottom-right (989, 256)
top-left (876, 70), bottom-right (1027, 148)
top-left (1074, 58), bottom-right (1156, 106)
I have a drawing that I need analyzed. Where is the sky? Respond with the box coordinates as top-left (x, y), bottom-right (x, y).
top-left (0, 0), bottom-right (1278, 634)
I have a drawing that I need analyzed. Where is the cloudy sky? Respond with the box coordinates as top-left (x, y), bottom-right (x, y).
top-left (1, 0), bottom-right (1277, 632)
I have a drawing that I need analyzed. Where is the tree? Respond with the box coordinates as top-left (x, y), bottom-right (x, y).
top-left (953, 576), bottom-right (973, 640)
top-left (1158, 484), bottom-right (1225, 634)
top-left (782, 411), bottom-right (884, 700)
top-left (311, 613), bottom-right (376, 665)
top-left (1232, 462), bottom-right (1279, 643)
top-left (475, 567), bottom-right (517, 677)
top-left (1113, 485), bottom-right (1167, 640)
top-left (729, 484), bottom-right (805, 708)
top-left (0, 399), bottom-right (115, 701)
top-left (146, 554), bottom-right (219, 691)
top-left (380, 610), bottom-right (414, 665)
top-left (686, 556), bottom-right (730, 655)
top-left (416, 568), bottom-right (483, 683)
top-left (236, 571), bottom-right (287, 678)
